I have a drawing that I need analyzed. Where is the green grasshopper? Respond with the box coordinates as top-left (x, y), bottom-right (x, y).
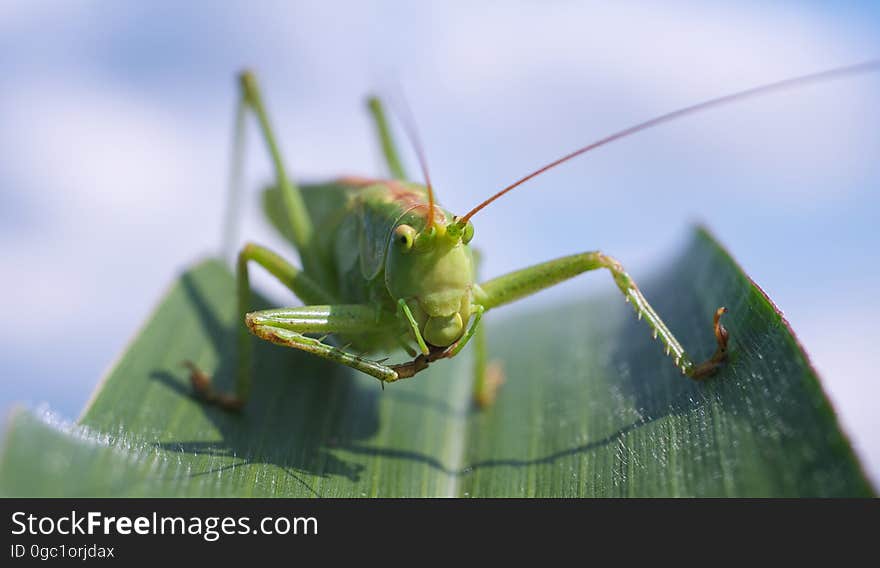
top-left (187, 61), bottom-right (879, 411)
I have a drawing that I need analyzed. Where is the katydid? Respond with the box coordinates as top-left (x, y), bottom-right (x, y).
top-left (186, 61), bottom-right (880, 411)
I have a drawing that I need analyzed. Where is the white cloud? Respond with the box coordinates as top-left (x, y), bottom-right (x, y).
top-left (421, 2), bottom-right (879, 205)
top-left (0, 74), bottom-right (222, 347)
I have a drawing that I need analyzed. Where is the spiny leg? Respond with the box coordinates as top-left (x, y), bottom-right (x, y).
top-left (475, 251), bottom-right (729, 378)
top-left (187, 242), bottom-right (336, 411)
top-left (245, 304), bottom-right (401, 382)
top-left (366, 96), bottom-right (408, 180)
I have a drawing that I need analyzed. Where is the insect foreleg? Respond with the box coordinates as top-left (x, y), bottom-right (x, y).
top-left (397, 299), bottom-right (430, 355)
top-left (187, 242), bottom-right (335, 411)
top-left (375, 308), bottom-right (484, 381)
top-left (475, 252), bottom-right (729, 379)
top-left (245, 305), bottom-right (400, 383)
top-left (366, 96), bottom-right (408, 180)
top-left (446, 305), bottom-right (484, 358)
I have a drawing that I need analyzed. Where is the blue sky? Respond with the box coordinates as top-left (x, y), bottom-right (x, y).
top-left (2, 1), bottom-right (879, 483)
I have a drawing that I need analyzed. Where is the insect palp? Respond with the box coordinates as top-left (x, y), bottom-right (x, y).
top-left (446, 217), bottom-right (475, 244)
top-left (462, 221), bottom-right (474, 244)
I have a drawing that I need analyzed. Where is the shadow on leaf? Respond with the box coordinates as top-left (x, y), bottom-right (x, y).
top-left (150, 271), bottom-right (380, 487)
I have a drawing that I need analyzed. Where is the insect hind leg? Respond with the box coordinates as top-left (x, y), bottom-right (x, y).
top-left (234, 70), bottom-right (320, 276)
top-left (366, 96), bottom-right (408, 180)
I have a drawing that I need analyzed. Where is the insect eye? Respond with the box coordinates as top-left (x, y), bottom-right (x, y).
top-left (462, 221), bottom-right (475, 244)
top-left (394, 224), bottom-right (416, 251)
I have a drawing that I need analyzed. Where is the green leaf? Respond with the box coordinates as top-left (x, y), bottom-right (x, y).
top-left (0, 227), bottom-right (872, 496)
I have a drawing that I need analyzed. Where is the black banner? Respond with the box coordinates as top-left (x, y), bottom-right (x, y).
top-left (0, 499), bottom-right (874, 562)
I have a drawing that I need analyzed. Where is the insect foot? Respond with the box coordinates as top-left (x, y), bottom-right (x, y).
top-left (182, 361), bottom-right (246, 411)
top-left (389, 345), bottom-right (452, 379)
top-left (687, 307), bottom-right (729, 380)
top-left (474, 362), bottom-right (505, 409)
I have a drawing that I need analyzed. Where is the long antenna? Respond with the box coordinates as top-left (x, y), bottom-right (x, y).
top-left (460, 59), bottom-right (880, 224)
top-left (392, 92), bottom-right (437, 230)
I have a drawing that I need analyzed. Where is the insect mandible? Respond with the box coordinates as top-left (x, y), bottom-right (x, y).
top-left (185, 60), bottom-right (880, 411)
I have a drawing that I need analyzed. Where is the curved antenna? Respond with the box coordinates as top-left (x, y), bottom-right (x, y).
top-left (460, 59), bottom-right (880, 224)
top-left (391, 92), bottom-right (437, 230)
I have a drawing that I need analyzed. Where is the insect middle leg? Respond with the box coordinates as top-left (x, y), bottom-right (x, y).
top-left (470, 249), bottom-right (505, 408)
top-left (471, 314), bottom-right (505, 408)
top-left (186, 242), bottom-right (335, 411)
top-left (475, 251), bottom-right (729, 378)
top-left (194, 70), bottom-right (340, 410)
